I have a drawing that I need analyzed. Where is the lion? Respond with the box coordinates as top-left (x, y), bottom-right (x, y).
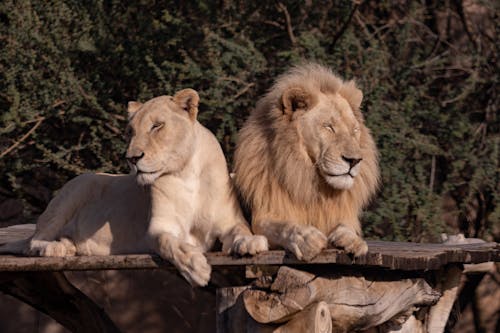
top-left (233, 63), bottom-right (379, 261)
top-left (0, 88), bottom-right (268, 286)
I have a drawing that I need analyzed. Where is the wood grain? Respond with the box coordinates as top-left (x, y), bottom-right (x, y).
top-left (0, 224), bottom-right (498, 272)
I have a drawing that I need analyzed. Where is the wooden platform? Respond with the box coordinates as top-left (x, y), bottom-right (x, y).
top-left (1, 224), bottom-right (499, 333)
top-left (1, 224), bottom-right (498, 272)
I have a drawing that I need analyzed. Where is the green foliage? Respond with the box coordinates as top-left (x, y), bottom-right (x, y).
top-left (0, 0), bottom-right (498, 241)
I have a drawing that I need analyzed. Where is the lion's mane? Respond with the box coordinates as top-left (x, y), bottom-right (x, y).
top-left (234, 63), bottom-right (380, 235)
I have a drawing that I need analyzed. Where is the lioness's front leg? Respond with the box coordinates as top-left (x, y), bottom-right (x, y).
top-left (253, 220), bottom-right (327, 261)
top-left (151, 233), bottom-right (211, 287)
top-left (328, 224), bottom-right (368, 257)
top-left (220, 224), bottom-right (268, 256)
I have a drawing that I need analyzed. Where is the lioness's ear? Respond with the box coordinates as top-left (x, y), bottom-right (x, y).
top-left (127, 101), bottom-right (143, 118)
top-left (339, 80), bottom-right (363, 111)
top-left (173, 88), bottom-right (199, 120)
top-left (281, 87), bottom-right (313, 116)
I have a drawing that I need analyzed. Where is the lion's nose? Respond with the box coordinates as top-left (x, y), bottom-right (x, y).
top-left (126, 152), bottom-right (145, 165)
top-left (342, 156), bottom-right (362, 168)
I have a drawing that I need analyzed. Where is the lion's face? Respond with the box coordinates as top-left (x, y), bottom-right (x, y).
top-left (283, 88), bottom-right (364, 190)
top-left (125, 89), bottom-right (199, 185)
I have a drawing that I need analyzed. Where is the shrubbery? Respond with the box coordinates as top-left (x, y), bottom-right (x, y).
top-left (1, 0), bottom-right (498, 242)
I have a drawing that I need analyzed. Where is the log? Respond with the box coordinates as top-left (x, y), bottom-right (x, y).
top-left (380, 315), bottom-right (426, 333)
top-left (274, 301), bottom-right (332, 333)
top-left (217, 286), bottom-right (282, 333)
top-left (243, 266), bottom-right (441, 332)
top-left (216, 287), bottom-right (332, 333)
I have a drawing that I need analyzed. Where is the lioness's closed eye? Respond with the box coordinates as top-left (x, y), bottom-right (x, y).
top-left (234, 63), bottom-right (380, 261)
top-left (0, 88), bottom-right (268, 287)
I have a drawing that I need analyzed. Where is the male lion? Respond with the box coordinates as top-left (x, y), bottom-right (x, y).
top-left (1, 89), bottom-right (268, 286)
top-left (233, 63), bottom-right (379, 260)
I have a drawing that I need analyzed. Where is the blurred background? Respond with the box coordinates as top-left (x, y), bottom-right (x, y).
top-left (0, 0), bottom-right (498, 332)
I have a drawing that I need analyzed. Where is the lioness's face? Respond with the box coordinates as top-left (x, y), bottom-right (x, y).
top-left (125, 89), bottom-right (199, 185)
top-left (291, 91), bottom-right (364, 190)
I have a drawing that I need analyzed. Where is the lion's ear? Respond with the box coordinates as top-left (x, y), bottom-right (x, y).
top-left (281, 87), bottom-right (312, 116)
top-left (339, 80), bottom-right (363, 112)
top-left (127, 101), bottom-right (142, 118)
top-left (173, 88), bottom-right (199, 120)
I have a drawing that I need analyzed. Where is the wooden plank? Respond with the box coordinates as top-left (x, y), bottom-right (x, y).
top-left (0, 224), bottom-right (498, 271)
top-left (0, 224), bottom-right (35, 243)
top-left (0, 242), bottom-right (497, 272)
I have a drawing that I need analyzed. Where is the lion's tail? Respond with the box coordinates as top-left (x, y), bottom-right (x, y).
top-left (0, 237), bottom-right (31, 254)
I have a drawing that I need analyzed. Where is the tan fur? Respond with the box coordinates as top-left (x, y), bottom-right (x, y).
top-left (234, 63), bottom-right (379, 260)
top-left (0, 89), bottom-right (268, 286)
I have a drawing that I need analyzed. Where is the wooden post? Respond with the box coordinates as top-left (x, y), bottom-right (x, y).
top-left (426, 265), bottom-right (462, 333)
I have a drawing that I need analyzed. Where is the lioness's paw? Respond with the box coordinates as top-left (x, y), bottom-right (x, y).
top-left (328, 225), bottom-right (368, 257)
top-left (31, 238), bottom-right (76, 257)
top-left (172, 243), bottom-right (211, 287)
top-left (288, 226), bottom-right (327, 261)
top-left (231, 235), bottom-right (269, 256)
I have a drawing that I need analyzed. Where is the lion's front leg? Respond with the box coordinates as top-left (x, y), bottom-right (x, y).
top-left (254, 220), bottom-right (327, 261)
top-left (328, 224), bottom-right (368, 257)
top-left (151, 233), bottom-right (211, 287)
top-left (221, 224), bottom-right (268, 256)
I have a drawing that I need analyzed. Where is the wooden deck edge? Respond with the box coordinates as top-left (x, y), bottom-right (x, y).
top-left (0, 241), bottom-right (498, 272)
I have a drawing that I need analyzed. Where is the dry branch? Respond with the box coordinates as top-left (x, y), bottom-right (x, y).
top-left (0, 117), bottom-right (44, 159)
top-left (277, 2), bottom-right (296, 45)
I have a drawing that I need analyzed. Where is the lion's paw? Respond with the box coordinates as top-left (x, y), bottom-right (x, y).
top-left (30, 238), bottom-right (76, 257)
top-left (171, 243), bottom-right (211, 287)
top-left (328, 225), bottom-right (368, 257)
top-left (231, 235), bottom-right (269, 256)
top-left (287, 226), bottom-right (327, 261)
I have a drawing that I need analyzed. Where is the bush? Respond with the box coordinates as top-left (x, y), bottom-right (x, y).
top-left (0, 0), bottom-right (497, 242)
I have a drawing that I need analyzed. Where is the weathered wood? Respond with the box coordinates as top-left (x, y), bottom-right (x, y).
top-left (274, 301), bottom-right (332, 333)
top-left (2, 225), bottom-right (499, 271)
top-left (426, 265), bottom-right (462, 333)
top-left (3, 225), bottom-right (497, 332)
top-left (0, 271), bottom-right (121, 333)
top-left (380, 315), bottom-right (426, 333)
top-left (216, 286), bottom-right (281, 333)
top-left (216, 287), bottom-right (332, 333)
top-left (216, 286), bottom-right (250, 333)
top-left (243, 266), bottom-right (441, 332)
top-left (0, 224), bottom-right (35, 243)
top-left (0, 244), bottom-right (498, 272)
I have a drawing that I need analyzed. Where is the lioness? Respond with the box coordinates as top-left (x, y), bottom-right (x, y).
top-left (1, 89), bottom-right (268, 286)
top-left (234, 63), bottom-right (379, 261)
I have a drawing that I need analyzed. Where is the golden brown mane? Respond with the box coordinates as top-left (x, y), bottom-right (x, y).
top-left (234, 63), bottom-right (379, 235)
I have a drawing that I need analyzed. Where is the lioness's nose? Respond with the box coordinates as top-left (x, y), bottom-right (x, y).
top-left (126, 152), bottom-right (145, 165)
top-left (342, 156), bottom-right (362, 168)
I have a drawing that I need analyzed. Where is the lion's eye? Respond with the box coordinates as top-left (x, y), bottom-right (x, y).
top-left (323, 123), bottom-right (335, 133)
top-left (151, 122), bottom-right (164, 132)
